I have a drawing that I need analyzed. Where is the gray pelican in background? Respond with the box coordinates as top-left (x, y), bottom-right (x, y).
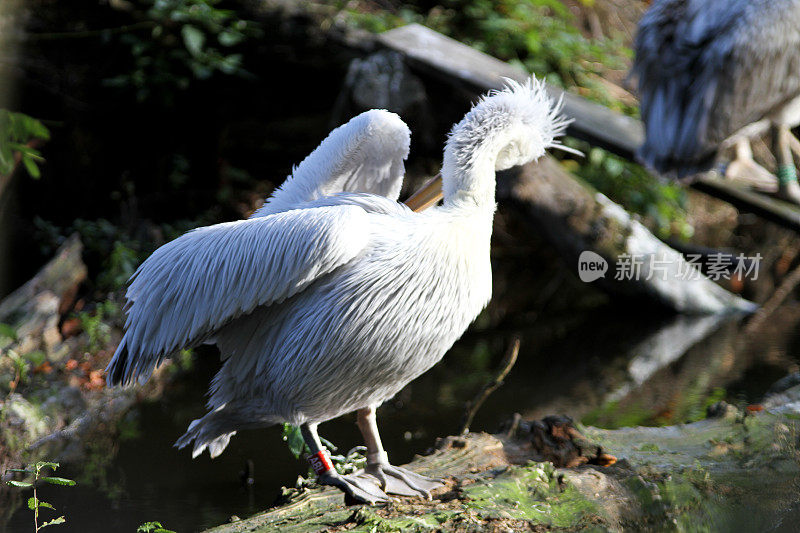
top-left (632, 0), bottom-right (800, 203)
top-left (106, 80), bottom-right (567, 503)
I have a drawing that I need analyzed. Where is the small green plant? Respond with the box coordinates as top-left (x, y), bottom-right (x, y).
top-left (33, 217), bottom-right (148, 292)
top-left (6, 350), bottom-right (29, 391)
top-left (0, 110), bottom-right (50, 179)
top-left (282, 423), bottom-right (308, 459)
top-left (563, 141), bottom-right (693, 239)
top-left (4, 349), bottom-right (47, 394)
top-left (98, 241), bottom-right (140, 291)
top-left (0, 322), bottom-right (17, 353)
top-left (106, 0), bottom-right (259, 102)
top-left (4, 462), bottom-right (76, 532)
top-left (78, 300), bottom-right (120, 353)
top-left (331, 446), bottom-right (368, 476)
top-left (344, 0), bottom-right (633, 113)
top-left (137, 521), bottom-right (176, 533)
top-left (282, 424), bottom-right (366, 475)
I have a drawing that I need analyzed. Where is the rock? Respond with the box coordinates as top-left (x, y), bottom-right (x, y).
top-left (764, 373), bottom-right (800, 401)
top-left (513, 414), bottom-right (617, 468)
top-left (706, 401), bottom-right (740, 420)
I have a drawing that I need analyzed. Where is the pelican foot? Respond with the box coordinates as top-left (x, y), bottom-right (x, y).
top-left (723, 158), bottom-right (779, 192)
top-left (365, 462), bottom-right (443, 499)
top-left (317, 470), bottom-right (390, 505)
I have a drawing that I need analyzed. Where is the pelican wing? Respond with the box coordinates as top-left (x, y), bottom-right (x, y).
top-left (633, 0), bottom-right (800, 175)
top-left (252, 109), bottom-right (411, 217)
top-left (107, 204), bottom-right (371, 385)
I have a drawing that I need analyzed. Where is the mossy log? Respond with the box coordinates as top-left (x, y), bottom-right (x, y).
top-left (204, 396), bottom-right (800, 533)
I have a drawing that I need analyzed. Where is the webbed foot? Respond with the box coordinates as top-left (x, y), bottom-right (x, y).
top-left (365, 453), bottom-right (443, 499)
top-left (317, 469), bottom-right (390, 505)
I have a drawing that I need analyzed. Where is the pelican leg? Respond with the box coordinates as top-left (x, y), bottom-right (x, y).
top-left (724, 137), bottom-right (778, 192)
top-left (300, 423), bottom-right (389, 505)
top-left (787, 130), bottom-right (800, 160)
top-left (773, 124), bottom-right (800, 204)
top-left (356, 406), bottom-right (443, 499)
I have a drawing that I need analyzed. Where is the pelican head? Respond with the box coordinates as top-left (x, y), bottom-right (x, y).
top-left (441, 78), bottom-right (569, 207)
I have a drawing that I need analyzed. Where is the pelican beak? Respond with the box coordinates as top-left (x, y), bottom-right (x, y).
top-left (404, 174), bottom-right (443, 212)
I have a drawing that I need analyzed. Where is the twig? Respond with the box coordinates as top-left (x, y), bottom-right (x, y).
top-left (19, 21), bottom-right (155, 42)
top-left (459, 336), bottom-right (520, 435)
top-left (504, 412), bottom-right (522, 439)
top-left (745, 258), bottom-right (800, 334)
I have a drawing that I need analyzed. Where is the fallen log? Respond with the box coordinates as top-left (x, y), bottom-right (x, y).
top-left (203, 393), bottom-right (800, 533)
top-left (497, 158), bottom-right (756, 314)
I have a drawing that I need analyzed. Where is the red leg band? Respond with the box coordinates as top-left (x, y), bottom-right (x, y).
top-left (308, 449), bottom-right (334, 475)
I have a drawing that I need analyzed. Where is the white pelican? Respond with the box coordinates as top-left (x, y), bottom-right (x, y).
top-left (632, 0), bottom-right (800, 202)
top-left (106, 79), bottom-right (566, 503)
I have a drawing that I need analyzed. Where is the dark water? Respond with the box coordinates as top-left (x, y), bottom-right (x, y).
top-left (5, 303), bottom-right (800, 532)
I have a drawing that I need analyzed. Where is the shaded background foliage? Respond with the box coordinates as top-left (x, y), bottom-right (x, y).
top-left (2, 0), bottom-right (686, 302)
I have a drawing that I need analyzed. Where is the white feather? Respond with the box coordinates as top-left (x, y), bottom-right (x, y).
top-left (251, 109), bottom-right (410, 216)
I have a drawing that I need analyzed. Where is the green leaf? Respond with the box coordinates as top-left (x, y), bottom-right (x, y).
top-left (26, 118), bottom-right (50, 140)
top-left (7, 480), bottom-right (33, 488)
top-left (0, 146), bottom-right (12, 174)
top-left (38, 500), bottom-right (56, 510)
top-left (40, 476), bottom-right (76, 487)
top-left (24, 350), bottom-right (47, 366)
top-left (40, 516), bottom-right (66, 528)
top-left (218, 29), bottom-right (243, 47)
top-left (181, 25), bottom-right (205, 57)
top-left (35, 462), bottom-right (59, 472)
top-left (218, 54), bottom-right (242, 75)
top-left (137, 522), bottom-right (175, 533)
top-left (27, 497), bottom-right (36, 510)
top-left (5, 468), bottom-right (29, 473)
top-left (281, 424), bottom-right (307, 459)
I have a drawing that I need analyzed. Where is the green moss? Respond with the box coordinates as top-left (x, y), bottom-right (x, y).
top-left (249, 507), bottom-right (353, 533)
top-left (462, 462), bottom-right (597, 527)
top-left (581, 400), bottom-right (656, 430)
top-left (581, 386), bottom-right (730, 430)
top-left (350, 507), bottom-right (458, 532)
